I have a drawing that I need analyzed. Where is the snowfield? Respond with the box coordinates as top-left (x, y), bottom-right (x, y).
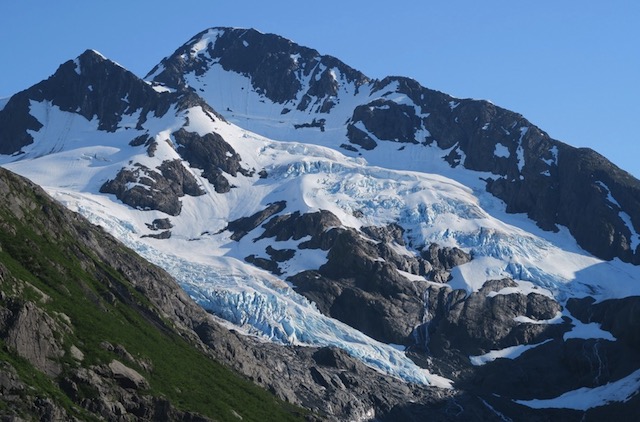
top-left (2, 72), bottom-right (640, 400)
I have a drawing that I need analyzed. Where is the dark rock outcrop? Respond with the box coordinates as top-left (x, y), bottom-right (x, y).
top-left (461, 296), bottom-right (640, 417)
top-left (224, 200), bottom-right (287, 240)
top-left (567, 295), bottom-right (640, 350)
top-left (146, 218), bottom-right (173, 231)
top-left (348, 98), bottom-right (424, 144)
top-left (100, 159), bottom-right (204, 215)
top-left (421, 279), bottom-right (565, 357)
top-left (172, 128), bottom-right (250, 193)
top-left (257, 209), bottom-right (341, 242)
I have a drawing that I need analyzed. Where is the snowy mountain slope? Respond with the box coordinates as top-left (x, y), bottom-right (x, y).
top-left (148, 27), bottom-right (640, 267)
top-left (1, 31), bottom-right (640, 419)
top-left (0, 51), bottom-right (451, 388)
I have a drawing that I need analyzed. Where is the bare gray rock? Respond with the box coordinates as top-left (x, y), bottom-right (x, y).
top-left (108, 360), bottom-right (149, 390)
top-left (421, 279), bottom-right (566, 357)
top-left (100, 159), bottom-right (204, 216)
top-left (4, 301), bottom-right (64, 377)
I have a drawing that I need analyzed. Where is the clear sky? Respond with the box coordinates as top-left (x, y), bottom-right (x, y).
top-left (2, 1), bottom-right (639, 178)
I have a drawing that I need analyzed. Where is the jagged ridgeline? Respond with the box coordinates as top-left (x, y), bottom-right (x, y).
top-left (0, 168), bottom-right (305, 421)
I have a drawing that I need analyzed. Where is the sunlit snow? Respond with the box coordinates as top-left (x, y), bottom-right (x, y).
top-left (516, 368), bottom-right (640, 410)
top-left (469, 339), bottom-right (553, 366)
top-left (3, 54), bottom-right (640, 395)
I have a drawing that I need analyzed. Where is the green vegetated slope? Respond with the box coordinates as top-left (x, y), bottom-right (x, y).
top-left (0, 167), bottom-right (304, 421)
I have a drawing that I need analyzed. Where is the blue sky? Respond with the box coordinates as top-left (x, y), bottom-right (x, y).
top-left (2, 1), bottom-right (638, 177)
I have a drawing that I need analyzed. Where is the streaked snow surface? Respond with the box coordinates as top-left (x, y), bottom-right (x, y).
top-left (469, 340), bottom-right (553, 366)
top-left (2, 75), bottom-right (640, 392)
top-left (516, 368), bottom-right (640, 410)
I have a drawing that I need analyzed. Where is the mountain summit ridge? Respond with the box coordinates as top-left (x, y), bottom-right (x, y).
top-left (1, 27), bottom-right (640, 420)
top-left (148, 26), bottom-right (640, 265)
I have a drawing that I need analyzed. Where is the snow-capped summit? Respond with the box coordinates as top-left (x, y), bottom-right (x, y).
top-left (1, 27), bottom-right (640, 420)
top-left (149, 27), bottom-right (640, 266)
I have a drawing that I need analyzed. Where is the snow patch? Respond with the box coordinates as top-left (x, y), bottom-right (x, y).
top-left (469, 339), bottom-right (552, 366)
top-left (542, 145), bottom-right (558, 166)
top-left (494, 143), bottom-right (510, 158)
top-left (516, 368), bottom-right (640, 410)
top-left (151, 84), bottom-right (176, 93)
top-left (72, 58), bottom-right (81, 75)
top-left (563, 320), bottom-right (616, 341)
top-left (516, 145), bottom-right (525, 173)
top-left (596, 181), bottom-right (640, 250)
top-left (513, 312), bottom-right (563, 325)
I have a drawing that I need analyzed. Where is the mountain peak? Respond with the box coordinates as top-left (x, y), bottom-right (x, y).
top-left (78, 48), bottom-right (108, 61)
top-left (0, 50), bottom-right (184, 155)
top-left (147, 26), bottom-right (370, 107)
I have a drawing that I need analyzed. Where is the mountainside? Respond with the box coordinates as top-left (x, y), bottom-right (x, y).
top-left (0, 167), bottom-right (305, 421)
top-left (148, 27), bottom-right (640, 265)
top-left (1, 27), bottom-right (640, 420)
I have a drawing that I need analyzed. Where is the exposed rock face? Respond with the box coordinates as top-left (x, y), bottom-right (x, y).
top-left (246, 214), bottom-right (467, 345)
top-left (224, 200), bottom-right (287, 240)
top-left (257, 209), bottom-right (341, 241)
top-left (146, 218), bottom-right (173, 231)
top-left (567, 296), bottom-right (640, 350)
top-left (193, 322), bottom-right (502, 422)
top-left (107, 359), bottom-right (149, 390)
top-left (2, 300), bottom-right (65, 377)
top-left (172, 128), bottom-right (251, 193)
top-left (422, 279), bottom-right (565, 357)
top-left (100, 159), bottom-right (204, 215)
top-left (348, 97), bottom-right (424, 145)
top-left (420, 243), bottom-right (472, 283)
top-left (453, 294), bottom-right (640, 419)
top-left (0, 361), bottom-right (70, 421)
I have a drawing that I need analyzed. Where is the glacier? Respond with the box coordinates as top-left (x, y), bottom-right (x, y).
top-left (3, 68), bottom-right (640, 394)
top-left (52, 191), bottom-right (452, 388)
